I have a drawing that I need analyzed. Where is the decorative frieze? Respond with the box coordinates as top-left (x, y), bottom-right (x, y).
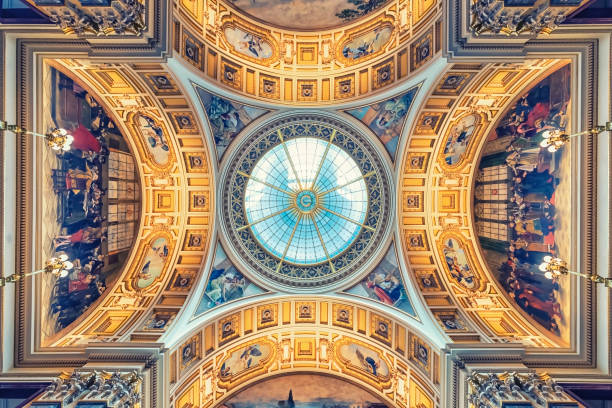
top-left (470, 0), bottom-right (581, 36)
top-left (35, 369), bottom-right (142, 407)
top-left (467, 371), bottom-right (579, 407)
top-left (30, 0), bottom-right (145, 36)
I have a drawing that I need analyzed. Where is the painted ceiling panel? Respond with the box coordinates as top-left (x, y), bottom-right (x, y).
top-left (226, 0), bottom-right (392, 30)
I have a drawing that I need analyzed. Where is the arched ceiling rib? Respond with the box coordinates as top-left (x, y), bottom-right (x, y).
top-left (166, 296), bottom-right (441, 408)
top-left (172, 0), bottom-right (443, 104)
top-left (30, 59), bottom-right (215, 348)
top-left (398, 58), bottom-right (588, 350)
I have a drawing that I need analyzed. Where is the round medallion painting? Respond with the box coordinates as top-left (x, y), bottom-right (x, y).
top-left (220, 114), bottom-right (392, 290)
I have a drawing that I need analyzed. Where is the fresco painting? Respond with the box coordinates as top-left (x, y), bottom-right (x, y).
top-left (474, 64), bottom-right (571, 339)
top-left (345, 86), bottom-right (418, 159)
top-left (224, 26), bottom-right (274, 60)
top-left (442, 113), bottom-right (480, 166)
top-left (338, 342), bottom-right (390, 379)
top-left (136, 114), bottom-right (170, 166)
top-left (342, 26), bottom-right (393, 60)
top-left (196, 243), bottom-right (265, 314)
top-left (195, 86), bottom-right (269, 160)
top-left (442, 238), bottom-right (476, 290)
top-left (135, 237), bottom-right (169, 289)
top-left (227, 0), bottom-right (390, 30)
top-left (345, 243), bottom-right (415, 316)
top-left (41, 68), bottom-right (139, 337)
top-left (219, 342), bottom-right (272, 379)
top-left (219, 374), bottom-right (389, 408)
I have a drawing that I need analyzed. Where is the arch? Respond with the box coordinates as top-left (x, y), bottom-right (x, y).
top-left (173, 0), bottom-right (443, 104)
top-left (397, 58), bottom-right (582, 348)
top-left (27, 58), bottom-right (215, 348)
top-left (167, 298), bottom-right (440, 408)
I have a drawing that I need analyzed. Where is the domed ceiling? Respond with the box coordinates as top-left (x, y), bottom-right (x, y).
top-left (227, 0), bottom-right (391, 30)
top-left (8, 2), bottom-right (608, 406)
top-left (219, 113), bottom-right (393, 291)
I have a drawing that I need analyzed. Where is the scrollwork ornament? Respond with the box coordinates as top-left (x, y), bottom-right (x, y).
top-left (470, 0), bottom-right (569, 37)
top-left (467, 371), bottom-right (577, 407)
top-left (38, 369), bottom-right (143, 407)
top-left (45, 0), bottom-right (145, 37)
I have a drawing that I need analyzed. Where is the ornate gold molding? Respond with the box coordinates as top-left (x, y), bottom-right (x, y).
top-left (31, 59), bottom-right (214, 348)
top-left (168, 297), bottom-right (440, 408)
top-left (399, 59), bottom-right (581, 348)
top-left (173, 0), bottom-right (443, 104)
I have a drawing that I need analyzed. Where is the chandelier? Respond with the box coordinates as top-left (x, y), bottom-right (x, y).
top-left (0, 255), bottom-right (74, 287)
top-left (0, 120), bottom-right (73, 151)
top-left (540, 121), bottom-right (612, 152)
top-left (539, 256), bottom-right (610, 288)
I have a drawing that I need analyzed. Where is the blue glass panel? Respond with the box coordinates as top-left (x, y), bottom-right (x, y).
top-left (244, 137), bottom-right (367, 265)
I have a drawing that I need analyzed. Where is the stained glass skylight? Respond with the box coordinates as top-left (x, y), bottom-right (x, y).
top-left (221, 115), bottom-right (391, 289)
top-left (244, 137), bottom-right (369, 266)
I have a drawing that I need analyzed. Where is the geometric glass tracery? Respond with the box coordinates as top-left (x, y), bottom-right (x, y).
top-left (244, 137), bottom-right (368, 265)
top-left (221, 114), bottom-right (391, 289)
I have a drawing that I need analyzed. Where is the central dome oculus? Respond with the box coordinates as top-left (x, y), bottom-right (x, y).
top-left (221, 114), bottom-right (392, 289)
top-left (244, 136), bottom-right (369, 266)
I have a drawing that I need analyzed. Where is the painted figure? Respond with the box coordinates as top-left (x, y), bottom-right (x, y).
top-left (347, 245), bottom-right (415, 316)
top-left (196, 87), bottom-right (269, 159)
top-left (342, 26), bottom-right (392, 60)
top-left (474, 65), bottom-right (571, 337)
top-left (45, 69), bottom-right (141, 333)
top-left (137, 114), bottom-right (170, 165)
top-left (346, 88), bottom-right (418, 158)
top-left (442, 239), bottom-right (475, 289)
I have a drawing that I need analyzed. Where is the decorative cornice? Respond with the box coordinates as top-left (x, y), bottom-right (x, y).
top-left (445, 0), bottom-right (599, 59)
top-left (470, 0), bottom-right (581, 37)
top-left (32, 369), bottom-right (143, 406)
top-left (466, 371), bottom-right (579, 407)
top-left (20, 0), bottom-right (168, 58)
top-left (40, 0), bottom-right (145, 36)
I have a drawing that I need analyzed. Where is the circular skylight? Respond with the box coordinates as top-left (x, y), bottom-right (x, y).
top-left (244, 137), bottom-right (368, 265)
top-left (221, 114), bottom-right (392, 290)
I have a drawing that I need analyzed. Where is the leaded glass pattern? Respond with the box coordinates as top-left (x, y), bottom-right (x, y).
top-left (221, 115), bottom-right (391, 289)
top-left (244, 137), bottom-right (368, 265)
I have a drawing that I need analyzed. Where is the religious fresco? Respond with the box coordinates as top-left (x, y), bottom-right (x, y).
top-left (219, 374), bottom-right (388, 407)
top-left (341, 25), bottom-right (393, 61)
top-left (224, 26), bottom-right (274, 60)
top-left (441, 113), bottom-right (481, 167)
top-left (345, 243), bottom-right (415, 316)
top-left (41, 67), bottom-right (140, 337)
top-left (219, 342), bottom-right (273, 380)
top-left (442, 238), bottom-right (477, 290)
top-left (196, 243), bottom-right (265, 315)
top-left (135, 114), bottom-right (170, 166)
top-left (474, 64), bottom-right (571, 339)
top-left (227, 0), bottom-right (390, 30)
top-left (345, 85), bottom-right (419, 159)
top-left (194, 85), bottom-right (269, 160)
top-left (337, 342), bottom-right (391, 379)
top-left (134, 237), bottom-right (169, 289)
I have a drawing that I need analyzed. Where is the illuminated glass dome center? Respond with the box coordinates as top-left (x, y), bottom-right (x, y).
top-left (221, 114), bottom-right (391, 289)
top-left (244, 137), bottom-right (368, 266)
